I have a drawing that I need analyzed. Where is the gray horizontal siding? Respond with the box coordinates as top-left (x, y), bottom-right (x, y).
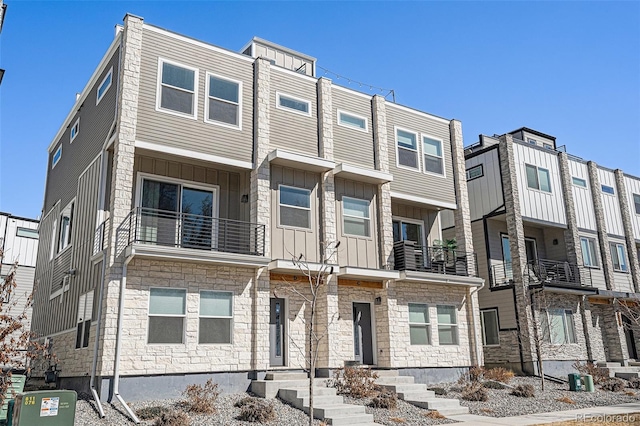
top-left (32, 206), bottom-right (57, 336)
top-left (136, 27), bottom-right (254, 163)
top-left (332, 88), bottom-right (374, 169)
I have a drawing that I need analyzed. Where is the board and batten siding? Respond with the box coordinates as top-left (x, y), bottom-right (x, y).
top-left (598, 168), bottom-right (624, 237)
top-left (569, 159), bottom-right (597, 231)
top-left (270, 165), bottom-right (320, 262)
top-left (332, 86), bottom-right (375, 169)
top-left (136, 27), bottom-right (254, 164)
top-left (44, 47), bottom-right (120, 213)
top-left (578, 231), bottom-right (606, 290)
top-left (623, 175), bottom-right (640, 240)
top-left (466, 148), bottom-right (503, 221)
top-left (269, 68), bottom-right (318, 156)
top-left (0, 264), bottom-right (35, 336)
top-left (335, 178), bottom-right (379, 269)
top-left (391, 203), bottom-right (441, 246)
top-left (1, 216), bottom-right (39, 267)
top-left (513, 143), bottom-right (566, 225)
top-left (386, 105), bottom-right (456, 206)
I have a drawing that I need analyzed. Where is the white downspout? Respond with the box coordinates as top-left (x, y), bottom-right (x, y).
top-left (89, 251), bottom-right (107, 418)
top-left (469, 280), bottom-right (486, 366)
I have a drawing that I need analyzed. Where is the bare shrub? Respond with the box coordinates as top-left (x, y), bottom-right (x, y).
top-left (482, 381), bottom-right (506, 390)
top-left (332, 367), bottom-right (379, 398)
top-left (428, 387), bottom-right (447, 396)
top-left (458, 366), bottom-right (484, 385)
top-left (626, 391), bottom-right (636, 396)
top-left (234, 396), bottom-right (259, 408)
top-left (136, 405), bottom-right (170, 420)
top-left (600, 378), bottom-right (625, 392)
top-left (237, 399), bottom-right (276, 423)
top-left (461, 384), bottom-right (489, 401)
top-left (423, 410), bottom-right (446, 419)
top-left (483, 367), bottom-right (515, 384)
top-left (556, 396), bottom-right (576, 404)
top-left (572, 361), bottom-right (609, 385)
top-left (389, 417), bottom-right (406, 423)
top-left (154, 410), bottom-right (190, 426)
top-left (480, 408), bottom-right (494, 414)
top-left (511, 384), bottom-right (535, 398)
top-left (628, 378), bottom-right (640, 389)
top-left (369, 389), bottom-right (397, 409)
top-left (182, 379), bottom-right (220, 414)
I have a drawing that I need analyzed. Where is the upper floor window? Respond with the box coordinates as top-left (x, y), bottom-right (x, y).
top-left (158, 59), bottom-right (197, 117)
top-left (423, 136), bottom-right (444, 176)
top-left (337, 110), bottom-right (367, 132)
top-left (580, 236), bottom-right (598, 268)
top-left (481, 309), bottom-right (499, 346)
top-left (572, 177), bottom-right (587, 188)
top-left (199, 291), bottom-right (233, 344)
top-left (466, 164), bottom-right (484, 181)
top-left (601, 185), bottom-right (615, 195)
top-left (206, 73), bottom-right (241, 128)
top-left (279, 185), bottom-right (311, 229)
top-left (70, 118), bottom-right (80, 143)
top-left (610, 242), bottom-right (628, 272)
top-left (525, 164), bottom-right (551, 193)
top-left (342, 197), bottom-right (370, 237)
top-left (148, 288), bottom-right (186, 344)
top-left (543, 309), bottom-right (577, 345)
top-left (16, 227), bottom-right (38, 239)
top-left (51, 145), bottom-right (62, 169)
top-left (396, 128), bottom-right (418, 170)
top-left (408, 303), bottom-right (430, 345)
top-left (437, 305), bottom-right (458, 345)
top-left (543, 143), bottom-right (553, 150)
top-left (276, 92), bottom-right (310, 116)
top-left (634, 193), bottom-right (640, 215)
top-left (96, 67), bottom-right (113, 105)
top-left (527, 138), bottom-right (537, 145)
top-left (57, 201), bottom-right (74, 253)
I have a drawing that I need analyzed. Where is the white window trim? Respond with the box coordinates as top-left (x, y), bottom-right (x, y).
top-left (56, 199), bottom-right (75, 257)
top-left (155, 57), bottom-right (199, 120)
top-left (601, 185), bottom-right (616, 196)
top-left (96, 66), bottom-right (113, 105)
top-left (394, 126), bottom-right (420, 172)
top-left (580, 236), bottom-right (599, 268)
top-left (524, 163), bottom-right (552, 194)
top-left (52, 145), bottom-right (62, 169)
top-left (527, 138), bottom-right (537, 145)
top-left (408, 302), bottom-right (431, 345)
top-left (204, 71), bottom-right (242, 130)
top-left (572, 176), bottom-right (588, 189)
top-left (545, 309), bottom-right (577, 345)
top-left (633, 193), bottom-right (640, 216)
top-left (436, 305), bottom-right (459, 346)
top-left (543, 143), bottom-right (553, 150)
top-left (337, 109), bottom-right (368, 133)
top-left (49, 218), bottom-right (57, 261)
top-left (610, 242), bottom-right (628, 272)
top-left (16, 227), bottom-right (38, 239)
top-left (276, 91), bottom-right (311, 117)
top-left (198, 290), bottom-right (234, 345)
top-left (421, 133), bottom-right (446, 178)
top-left (480, 309), bottom-right (500, 347)
top-left (70, 118), bottom-right (80, 143)
top-left (147, 287), bottom-right (187, 345)
top-left (341, 196), bottom-right (372, 239)
top-left (278, 184), bottom-right (312, 230)
top-left (466, 164), bottom-right (484, 181)
top-left (392, 216), bottom-right (427, 248)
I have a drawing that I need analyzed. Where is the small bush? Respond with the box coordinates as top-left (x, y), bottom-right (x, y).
top-left (628, 378), bottom-right (640, 389)
top-left (154, 410), bottom-right (190, 426)
top-left (332, 367), bottom-right (379, 398)
top-left (511, 384), bottom-right (535, 398)
top-left (235, 396), bottom-right (259, 408)
top-left (483, 367), bottom-right (515, 384)
top-left (461, 384), bottom-right (489, 401)
top-left (482, 380), bottom-right (506, 390)
top-left (423, 410), bottom-right (446, 419)
top-left (182, 379), bottom-right (220, 414)
top-left (626, 391), bottom-right (636, 396)
top-left (572, 361), bottom-right (609, 385)
top-left (556, 396), bottom-right (576, 404)
top-left (428, 387), bottom-right (447, 396)
top-left (136, 405), bottom-right (170, 420)
top-left (600, 378), bottom-right (625, 392)
top-left (369, 389), bottom-right (397, 409)
top-left (480, 408), bottom-right (494, 414)
top-left (237, 399), bottom-right (276, 423)
top-left (389, 417), bottom-right (406, 423)
top-left (458, 366), bottom-right (484, 384)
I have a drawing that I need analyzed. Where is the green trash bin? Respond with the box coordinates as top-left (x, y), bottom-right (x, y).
top-left (11, 390), bottom-right (76, 426)
top-left (582, 374), bottom-right (595, 392)
top-left (568, 373), bottom-right (583, 391)
top-left (0, 375), bottom-right (26, 422)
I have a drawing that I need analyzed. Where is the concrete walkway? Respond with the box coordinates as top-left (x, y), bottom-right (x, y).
top-left (448, 402), bottom-right (640, 425)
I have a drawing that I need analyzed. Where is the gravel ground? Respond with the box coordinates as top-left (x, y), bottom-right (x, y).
top-left (343, 395), bottom-right (456, 425)
top-left (432, 376), bottom-right (640, 418)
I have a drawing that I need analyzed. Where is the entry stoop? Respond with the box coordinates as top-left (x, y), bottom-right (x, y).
top-left (596, 362), bottom-right (640, 379)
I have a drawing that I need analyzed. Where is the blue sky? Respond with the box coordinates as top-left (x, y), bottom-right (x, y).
top-left (0, 1), bottom-right (639, 219)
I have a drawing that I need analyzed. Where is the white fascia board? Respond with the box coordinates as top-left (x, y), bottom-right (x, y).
top-left (400, 271), bottom-right (484, 287)
top-left (135, 140), bottom-right (253, 170)
top-left (267, 149), bottom-right (335, 172)
top-left (386, 102), bottom-right (451, 125)
top-left (390, 191), bottom-right (457, 210)
top-left (127, 244), bottom-right (270, 268)
top-left (334, 163), bottom-right (393, 184)
top-left (338, 266), bottom-right (400, 281)
top-left (268, 259), bottom-right (339, 274)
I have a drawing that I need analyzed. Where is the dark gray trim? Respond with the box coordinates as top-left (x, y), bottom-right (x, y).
top-left (522, 216), bottom-right (568, 229)
top-left (578, 228), bottom-right (598, 235)
top-left (512, 285), bottom-right (526, 373)
top-left (0, 212), bottom-right (39, 223)
top-left (464, 143), bottom-right (498, 161)
top-left (507, 127), bottom-right (556, 142)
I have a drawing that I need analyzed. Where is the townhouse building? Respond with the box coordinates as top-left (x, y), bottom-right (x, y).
top-left (449, 127), bottom-right (640, 376)
top-left (31, 14), bottom-right (484, 405)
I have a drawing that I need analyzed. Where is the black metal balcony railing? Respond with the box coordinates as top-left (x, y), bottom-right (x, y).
top-left (490, 263), bottom-right (514, 288)
top-left (124, 207), bottom-right (265, 256)
top-left (92, 219), bottom-right (109, 256)
top-left (527, 258), bottom-right (592, 287)
top-left (393, 241), bottom-right (478, 277)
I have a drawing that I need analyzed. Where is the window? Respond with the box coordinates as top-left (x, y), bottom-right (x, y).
top-left (199, 291), bottom-right (233, 344)
top-left (76, 291), bottom-right (93, 349)
top-left (57, 201), bottom-right (74, 253)
top-left (633, 194), bottom-right (640, 215)
top-left (276, 92), bottom-right (310, 116)
top-left (148, 288), bottom-right (186, 344)
top-left (206, 73), bottom-right (241, 127)
top-left (572, 177), bottom-right (587, 188)
top-left (543, 309), bottom-right (577, 345)
top-left (601, 185), bottom-right (615, 195)
top-left (279, 185), bottom-right (311, 229)
top-left (525, 164), bottom-right (551, 192)
top-left (466, 164), bottom-right (484, 181)
top-left (158, 60), bottom-right (197, 116)
top-left (527, 138), bottom-right (537, 145)
top-left (16, 227), bottom-right (38, 239)
top-left (52, 145), bottom-right (62, 169)
top-left (96, 67), bottom-right (113, 104)
top-left (610, 243), bottom-right (628, 272)
top-left (342, 197), bottom-right (371, 237)
top-left (408, 303), bottom-right (430, 345)
top-left (437, 305), bottom-right (458, 345)
top-left (337, 110), bottom-right (367, 131)
top-left (481, 309), bottom-right (499, 346)
top-left (543, 143), bottom-right (553, 150)
top-left (396, 128), bottom-right (418, 170)
top-left (423, 136), bottom-right (444, 175)
top-left (580, 237), bottom-right (599, 267)
top-left (70, 118), bottom-right (80, 143)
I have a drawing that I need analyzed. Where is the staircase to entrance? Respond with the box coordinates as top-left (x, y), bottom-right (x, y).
top-left (597, 361), bottom-right (640, 379)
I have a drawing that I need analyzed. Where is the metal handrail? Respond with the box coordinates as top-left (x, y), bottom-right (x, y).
top-left (392, 240), bottom-right (478, 277)
top-left (92, 219), bottom-right (109, 255)
top-left (527, 258), bottom-right (592, 287)
top-left (490, 263), bottom-right (514, 288)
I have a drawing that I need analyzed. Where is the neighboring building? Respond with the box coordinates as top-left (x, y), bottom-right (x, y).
top-left (445, 127), bottom-right (640, 376)
top-left (31, 14), bottom-right (483, 403)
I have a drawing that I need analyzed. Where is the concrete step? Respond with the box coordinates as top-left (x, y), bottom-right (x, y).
top-left (615, 372), bottom-right (640, 379)
top-left (375, 376), bottom-right (415, 385)
top-left (280, 386), bottom-right (337, 398)
top-left (597, 361), bottom-right (623, 367)
top-left (407, 397), bottom-right (465, 409)
top-left (299, 395), bottom-right (344, 407)
top-left (603, 366), bottom-right (640, 377)
top-left (311, 404), bottom-right (367, 418)
top-left (327, 415), bottom-right (377, 426)
top-left (378, 382), bottom-right (428, 394)
top-left (628, 361), bottom-right (640, 367)
top-left (265, 371), bottom-right (307, 381)
top-left (373, 369), bottom-right (400, 377)
top-left (430, 406), bottom-right (470, 416)
top-left (252, 378), bottom-right (328, 398)
top-left (397, 390), bottom-right (436, 400)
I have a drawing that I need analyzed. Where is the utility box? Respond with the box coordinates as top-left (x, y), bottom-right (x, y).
top-left (568, 373), bottom-right (583, 391)
top-left (582, 374), bottom-right (595, 392)
top-left (11, 390), bottom-right (76, 426)
top-left (0, 375), bottom-right (26, 422)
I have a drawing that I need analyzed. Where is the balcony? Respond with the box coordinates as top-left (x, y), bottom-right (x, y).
top-left (393, 241), bottom-right (478, 278)
top-left (490, 259), bottom-right (594, 291)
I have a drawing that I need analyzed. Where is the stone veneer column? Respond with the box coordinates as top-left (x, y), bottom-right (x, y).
top-left (99, 14), bottom-right (143, 377)
top-left (614, 169), bottom-right (640, 292)
top-left (498, 135), bottom-right (536, 369)
top-left (372, 95), bottom-right (393, 268)
top-left (558, 153), bottom-right (584, 266)
top-left (587, 161), bottom-right (615, 290)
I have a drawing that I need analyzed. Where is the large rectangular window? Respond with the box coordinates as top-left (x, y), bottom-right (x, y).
top-left (437, 305), bottom-right (458, 345)
top-left (544, 309), bottom-right (577, 345)
top-left (148, 288), bottom-right (186, 344)
top-left (199, 291), bottom-right (233, 344)
top-left (206, 73), bottom-right (241, 127)
top-left (276, 92), bottom-right (310, 116)
top-left (57, 201), bottom-right (74, 253)
top-left (580, 237), bottom-right (599, 267)
top-left (633, 193), bottom-right (640, 215)
top-left (338, 110), bottom-right (367, 131)
top-left (408, 303), bottom-right (430, 345)
top-left (481, 309), bottom-right (499, 346)
top-left (396, 128), bottom-right (418, 170)
top-left (96, 67), bottom-right (113, 105)
top-left (525, 164), bottom-right (551, 192)
top-left (610, 242), bottom-right (628, 272)
top-left (342, 197), bottom-right (370, 237)
top-left (279, 185), bottom-right (311, 229)
top-left (423, 136), bottom-right (444, 176)
top-left (158, 60), bottom-right (197, 117)
top-left (466, 164), bottom-right (484, 181)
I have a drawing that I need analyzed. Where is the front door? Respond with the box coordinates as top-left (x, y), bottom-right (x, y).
top-left (623, 315), bottom-right (638, 360)
top-left (269, 298), bottom-right (285, 366)
top-left (353, 302), bottom-right (374, 365)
